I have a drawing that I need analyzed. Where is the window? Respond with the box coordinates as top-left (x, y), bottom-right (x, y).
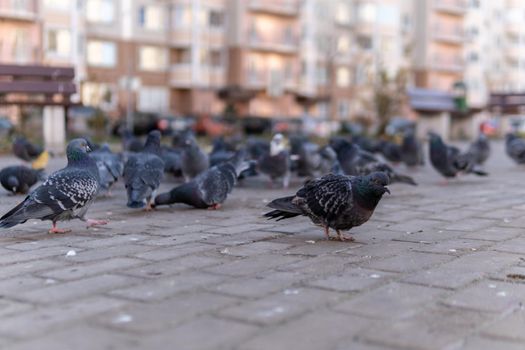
top-left (173, 4), bottom-right (189, 27)
top-left (173, 48), bottom-right (191, 64)
top-left (82, 83), bottom-right (116, 108)
top-left (46, 28), bottom-right (71, 57)
top-left (209, 50), bottom-right (222, 67)
top-left (357, 35), bottom-right (373, 50)
top-left (337, 35), bottom-right (350, 54)
top-left (86, 40), bottom-right (116, 67)
top-left (138, 87), bottom-right (169, 112)
top-left (377, 4), bottom-right (399, 26)
top-left (336, 1), bottom-right (350, 24)
top-left (358, 3), bottom-right (376, 23)
top-left (43, 0), bottom-right (69, 11)
top-left (316, 64), bottom-right (327, 85)
top-left (138, 5), bottom-right (164, 31)
top-left (209, 10), bottom-right (223, 28)
top-left (336, 67), bottom-right (350, 87)
top-left (86, 0), bottom-right (114, 23)
top-left (139, 46), bottom-right (167, 71)
top-left (338, 100), bottom-right (350, 118)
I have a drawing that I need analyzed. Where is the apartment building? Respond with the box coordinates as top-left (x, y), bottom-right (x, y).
top-left (412, 0), bottom-right (466, 92)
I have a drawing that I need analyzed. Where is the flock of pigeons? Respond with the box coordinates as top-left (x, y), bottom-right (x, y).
top-left (0, 127), bottom-right (522, 241)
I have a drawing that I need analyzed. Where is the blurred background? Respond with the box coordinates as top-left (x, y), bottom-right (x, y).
top-left (0, 0), bottom-right (521, 151)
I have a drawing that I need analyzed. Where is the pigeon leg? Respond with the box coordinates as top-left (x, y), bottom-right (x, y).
top-left (324, 226), bottom-right (331, 240)
top-left (144, 200), bottom-right (153, 211)
top-left (336, 230), bottom-right (355, 242)
top-left (48, 222), bottom-right (71, 234)
top-left (86, 219), bottom-right (108, 227)
top-left (208, 203), bottom-right (221, 210)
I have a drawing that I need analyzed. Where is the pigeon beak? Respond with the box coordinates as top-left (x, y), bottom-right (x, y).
top-left (384, 187), bottom-right (391, 194)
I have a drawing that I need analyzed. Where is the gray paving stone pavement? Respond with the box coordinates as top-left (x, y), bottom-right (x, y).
top-left (0, 141), bottom-right (525, 349)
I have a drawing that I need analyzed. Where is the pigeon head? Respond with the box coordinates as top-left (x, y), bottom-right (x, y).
top-left (329, 137), bottom-right (351, 153)
top-left (66, 138), bottom-right (91, 164)
top-left (143, 130), bottom-right (162, 154)
top-left (427, 132), bottom-right (443, 145)
top-left (270, 134), bottom-right (287, 156)
top-left (356, 171), bottom-right (390, 198)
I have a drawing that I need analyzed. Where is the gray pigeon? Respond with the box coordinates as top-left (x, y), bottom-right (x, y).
top-left (160, 146), bottom-right (183, 178)
top-left (181, 138), bottom-right (209, 182)
top-left (330, 138), bottom-right (417, 185)
top-left (0, 165), bottom-right (44, 195)
top-left (401, 132), bottom-right (424, 167)
top-left (467, 133), bottom-right (490, 165)
top-left (264, 172), bottom-right (390, 241)
top-left (124, 130), bottom-right (165, 210)
top-left (0, 139), bottom-right (105, 233)
top-left (90, 144), bottom-right (124, 195)
top-left (428, 132), bottom-right (487, 178)
top-left (505, 133), bottom-right (525, 164)
top-left (154, 150), bottom-right (249, 209)
top-left (258, 134), bottom-right (291, 188)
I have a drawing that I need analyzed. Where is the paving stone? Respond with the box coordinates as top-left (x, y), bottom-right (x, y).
top-left (218, 241), bottom-right (293, 257)
top-left (202, 254), bottom-right (300, 276)
top-left (457, 336), bottom-right (525, 350)
top-left (0, 297), bottom-right (126, 339)
top-left (480, 309), bottom-right (525, 342)
top-left (366, 251), bottom-right (453, 273)
top-left (139, 316), bottom-right (259, 350)
top-left (460, 226), bottom-right (522, 241)
top-left (64, 244), bottom-right (151, 263)
top-left (218, 287), bottom-right (345, 325)
top-left (239, 310), bottom-right (372, 350)
top-left (109, 272), bottom-right (227, 302)
top-left (361, 306), bottom-right (493, 350)
top-left (443, 218), bottom-right (497, 232)
top-left (211, 276), bottom-right (297, 299)
top-left (333, 282), bottom-right (447, 319)
top-left (95, 292), bottom-right (238, 333)
top-left (492, 237), bottom-right (525, 254)
top-left (17, 274), bottom-right (141, 304)
top-left (443, 280), bottom-right (525, 313)
top-left (132, 243), bottom-right (214, 261)
top-left (307, 268), bottom-right (396, 292)
top-left (0, 246), bottom-right (81, 265)
top-left (411, 238), bottom-right (491, 255)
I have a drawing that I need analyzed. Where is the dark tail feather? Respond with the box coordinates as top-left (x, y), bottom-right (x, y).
top-left (392, 173), bottom-right (418, 186)
top-left (0, 198), bottom-right (28, 228)
top-left (471, 168), bottom-right (488, 176)
top-left (264, 195), bottom-right (302, 221)
top-left (264, 209), bottom-right (301, 221)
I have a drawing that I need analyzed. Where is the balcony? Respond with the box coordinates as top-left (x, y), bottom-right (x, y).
top-left (434, 0), bottom-right (467, 15)
top-left (432, 25), bottom-right (465, 44)
top-left (431, 55), bottom-right (463, 72)
top-left (171, 28), bottom-right (192, 47)
top-left (248, 0), bottom-right (299, 17)
top-left (170, 64), bottom-right (192, 88)
top-left (248, 32), bottom-right (298, 55)
top-left (0, 0), bottom-right (37, 21)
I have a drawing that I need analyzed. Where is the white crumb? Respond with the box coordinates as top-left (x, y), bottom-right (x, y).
top-left (65, 250), bottom-right (76, 257)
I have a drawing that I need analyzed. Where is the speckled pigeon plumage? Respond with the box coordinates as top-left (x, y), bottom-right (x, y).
top-left (180, 138), bottom-right (209, 182)
top-left (124, 130), bottom-right (165, 209)
top-left (428, 132), bottom-right (488, 178)
top-left (0, 139), bottom-right (102, 232)
top-left (330, 138), bottom-right (417, 186)
top-left (0, 165), bottom-right (43, 194)
top-left (505, 133), bottom-right (525, 164)
top-left (154, 150), bottom-right (249, 209)
top-left (90, 144), bottom-right (124, 194)
top-left (467, 133), bottom-right (490, 165)
top-left (264, 172), bottom-right (390, 241)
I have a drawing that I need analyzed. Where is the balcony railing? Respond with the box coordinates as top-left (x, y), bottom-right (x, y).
top-left (0, 0), bottom-right (36, 20)
top-left (248, 32), bottom-right (298, 54)
top-left (434, 0), bottom-right (467, 15)
top-left (248, 0), bottom-right (299, 17)
top-left (431, 55), bottom-right (464, 72)
top-left (432, 25), bottom-right (465, 44)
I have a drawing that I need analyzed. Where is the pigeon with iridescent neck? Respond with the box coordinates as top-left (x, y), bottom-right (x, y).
top-left (0, 139), bottom-right (106, 233)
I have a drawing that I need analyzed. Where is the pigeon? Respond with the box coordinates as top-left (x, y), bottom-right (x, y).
top-left (401, 132), bottom-right (424, 167)
top-left (258, 134), bottom-right (291, 188)
top-left (295, 141), bottom-right (322, 177)
top-left (12, 136), bottom-right (49, 170)
top-left (264, 172), bottom-right (390, 241)
top-left (246, 137), bottom-right (270, 160)
top-left (121, 129), bottom-right (143, 153)
top-left (154, 150), bottom-right (249, 209)
top-left (172, 129), bottom-right (195, 148)
top-left (89, 144), bottom-right (124, 195)
top-left (352, 135), bottom-right (381, 153)
top-left (318, 146), bottom-right (341, 175)
top-left (209, 138), bottom-right (236, 167)
top-left (330, 138), bottom-right (417, 185)
top-left (160, 146), bottom-right (183, 178)
top-left (0, 139), bottom-right (106, 233)
top-left (0, 165), bottom-right (44, 194)
top-left (181, 138), bottom-right (209, 182)
top-left (467, 133), bottom-right (490, 165)
top-left (123, 130), bottom-right (165, 210)
top-left (377, 140), bottom-right (402, 163)
top-left (428, 132), bottom-right (488, 178)
top-left (505, 133), bottom-right (525, 164)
